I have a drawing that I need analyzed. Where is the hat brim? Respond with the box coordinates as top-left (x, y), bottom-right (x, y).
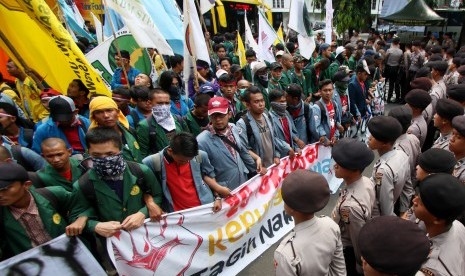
top-left (51, 113), bottom-right (74, 122)
top-left (208, 108), bottom-right (228, 116)
top-left (0, 179), bottom-right (14, 189)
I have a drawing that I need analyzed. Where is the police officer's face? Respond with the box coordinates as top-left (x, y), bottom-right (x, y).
top-left (361, 257), bottom-right (383, 276)
top-left (449, 129), bottom-right (465, 155)
top-left (412, 195), bottom-right (435, 222)
top-left (210, 112), bottom-right (230, 131)
top-left (42, 144), bottom-right (72, 171)
top-left (0, 181), bottom-right (30, 207)
top-left (92, 108), bottom-right (119, 128)
top-left (433, 113), bottom-right (445, 128)
top-left (367, 135), bottom-right (383, 150)
top-left (415, 165), bottom-right (430, 182)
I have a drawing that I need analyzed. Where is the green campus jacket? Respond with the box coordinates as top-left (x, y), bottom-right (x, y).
top-left (242, 64), bottom-right (253, 82)
top-left (72, 163), bottom-right (163, 233)
top-left (120, 123), bottom-right (142, 163)
top-left (290, 69), bottom-right (309, 96)
top-left (37, 157), bottom-right (83, 191)
top-left (185, 111), bottom-right (202, 137)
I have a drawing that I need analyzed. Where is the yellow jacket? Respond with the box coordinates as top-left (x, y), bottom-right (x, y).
top-left (15, 77), bottom-right (49, 123)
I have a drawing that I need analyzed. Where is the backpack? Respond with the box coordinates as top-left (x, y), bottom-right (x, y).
top-left (22, 128), bottom-right (34, 147)
top-left (129, 109), bottom-right (141, 130)
top-left (147, 152), bottom-right (202, 175)
top-left (77, 161), bottom-right (148, 211)
top-left (10, 145), bottom-right (34, 172)
top-left (303, 103), bottom-right (313, 142)
top-left (315, 100), bottom-right (339, 125)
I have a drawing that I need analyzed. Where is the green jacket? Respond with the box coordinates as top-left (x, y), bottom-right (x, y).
top-left (120, 123), bottom-right (142, 163)
top-left (0, 187), bottom-right (74, 258)
top-left (37, 157), bottom-right (83, 191)
top-left (72, 163), bottom-right (163, 232)
top-left (242, 64), bottom-right (253, 82)
top-left (303, 65), bottom-right (326, 96)
top-left (136, 116), bottom-right (186, 158)
top-left (185, 111), bottom-right (202, 136)
top-left (327, 60), bottom-right (342, 81)
top-left (344, 56), bottom-right (357, 71)
top-left (290, 69), bottom-right (309, 96)
top-left (280, 69), bottom-right (292, 87)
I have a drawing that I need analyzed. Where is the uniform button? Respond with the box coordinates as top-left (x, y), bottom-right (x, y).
top-left (123, 208), bottom-right (127, 211)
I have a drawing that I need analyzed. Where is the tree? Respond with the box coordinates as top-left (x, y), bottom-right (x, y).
top-left (314, 0), bottom-right (372, 34)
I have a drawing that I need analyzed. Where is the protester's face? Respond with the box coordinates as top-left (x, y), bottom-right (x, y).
top-left (88, 141), bottom-right (120, 158)
top-left (286, 94), bottom-right (300, 106)
top-left (449, 129), bottom-right (465, 155)
top-left (6, 61), bottom-right (20, 78)
top-left (217, 48), bottom-right (226, 59)
top-left (67, 81), bottom-right (81, 99)
top-left (92, 108), bottom-right (119, 127)
top-left (246, 56), bottom-right (256, 64)
top-left (283, 57), bottom-right (294, 69)
top-left (115, 55), bottom-right (123, 67)
top-left (209, 112), bottom-right (230, 131)
top-left (40, 98), bottom-right (52, 110)
top-left (415, 165), bottom-right (430, 182)
top-left (0, 109), bottom-right (15, 132)
top-left (358, 71), bottom-right (368, 82)
top-left (41, 144), bottom-right (71, 171)
top-left (112, 95), bottom-right (130, 110)
top-left (194, 104), bottom-right (208, 119)
top-left (198, 67), bottom-right (209, 78)
top-left (134, 74), bottom-right (151, 87)
top-left (320, 83), bottom-right (334, 101)
top-left (412, 195), bottom-right (435, 223)
top-left (168, 148), bottom-right (192, 166)
top-left (246, 93), bottom-right (265, 115)
top-left (294, 60), bottom-right (304, 70)
top-left (151, 93), bottom-right (170, 106)
top-left (0, 181), bottom-right (30, 206)
top-left (237, 81), bottom-right (250, 90)
top-left (271, 68), bottom-right (282, 79)
top-left (220, 82), bottom-right (236, 99)
top-left (324, 48), bottom-right (332, 58)
top-left (220, 60), bottom-right (231, 73)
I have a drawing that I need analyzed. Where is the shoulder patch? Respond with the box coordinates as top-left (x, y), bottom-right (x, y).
top-left (420, 268), bottom-right (435, 276)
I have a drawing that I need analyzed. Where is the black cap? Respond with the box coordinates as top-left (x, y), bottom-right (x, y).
top-left (418, 148), bottom-right (456, 174)
top-left (419, 173), bottom-right (465, 220)
top-left (457, 65), bottom-right (465, 76)
top-left (446, 84), bottom-right (465, 102)
top-left (281, 169), bottom-right (330, 214)
top-left (332, 138), bottom-right (374, 170)
top-left (428, 60), bottom-right (449, 75)
top-left (119, 50), bottom-right (130, 60)
top-left (270, 62), bottom-right (283, 71)
top-left (359, 216), bottom-right (430, 276)
top-left (435, 98), bottom-right (464, 122)
top-left (452, 115), bottom-right (465, 137)
top-left (410, 77), bottom-right (433, 91)
top-left (332, 70), bottom-right (350, 82)
top-left (367, 116), bottom-right (403, 143)
top-left (414, 67), bottom-right (431, 78)
top-left (405, 89), bottom-right (432, 110)
top-left (388, 105), bottom-right (413, 133)
top-left (0, 162), bottom-right (29, 189)
top-left (49, 95), bottom-right (77, 122)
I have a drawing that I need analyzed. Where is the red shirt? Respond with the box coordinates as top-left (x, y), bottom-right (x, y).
top-left (61, 123), bottom-right (84, 153)
top-left (340, 95), bottom-right (348, 114)
top-left (326, 101), bottom-right (336, 139)
top-left (164, 157), bottom-right (201, 211)
top-left (59, 168), bottom-right (72, 182)
top-left (280, 117), bottom-right (291, 144)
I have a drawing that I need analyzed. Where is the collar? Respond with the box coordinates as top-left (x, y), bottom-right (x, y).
top-left (294, 216), bottom-right (318, 232)
top-left (208, 124), bottom-right (232, 136)
top-left (9, 191), bottom-right (38, 220)
top-left (379, 149), bottom-right (397, 162)
top-left (163, 148), bottom-right (174, 164)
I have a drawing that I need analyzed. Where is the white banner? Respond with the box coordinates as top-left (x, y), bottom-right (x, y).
top-left (325, 0), bottom-right (334, 44)
top-left (108, 144), bottom-right (342, 275)
top-left (257, 10), bottom-right (277, 63)
top-left (0, 235), bottom-right (105, 275)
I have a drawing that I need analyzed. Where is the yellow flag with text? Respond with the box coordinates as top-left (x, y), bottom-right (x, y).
top-left (0, 0), bottom-right (110, 95)
top-left (274, 25), bottom-right (284, 45)
top-left (236, 31), bottom-right (246, 67)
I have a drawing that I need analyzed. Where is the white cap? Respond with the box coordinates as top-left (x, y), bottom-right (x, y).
top-left (362, 60), bottom-right (370, 75)
top-left (251, 61), bottom-right (267, 76)
top-left (276, 50), bottom-right (285, 57)
top-left (335, 46), bottom-right (346, 57)
top-left (215, 69), bottom-right (228, 79)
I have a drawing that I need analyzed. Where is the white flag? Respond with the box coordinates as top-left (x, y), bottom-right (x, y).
top-left (91, 12), bottom-right (104, 44)
top-left (244, 10), bottom-right (258, 52)
top-left (105, 0), bottom-right (173, 55)
top-left (200, 0), bottom-right (215, 14)
top-left (298, 34), bottom-right (316, 60)
top-left (325, 0), bottom-right (334, 44)
top-left (257, 10), bottom-right (276, 63)
top-left (289, 0), bottom-right (315, 59)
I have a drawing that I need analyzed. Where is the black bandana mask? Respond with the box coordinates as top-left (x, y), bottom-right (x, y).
top-left (92, 153), bottom-right (126, 178)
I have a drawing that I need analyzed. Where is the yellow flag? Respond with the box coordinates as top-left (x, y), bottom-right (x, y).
top-left (236, 32), bottom-right (246, 67)
top-left (274, 24), bottom-right (284, 45)
top-left (0, 0), bottom-right (110, 96)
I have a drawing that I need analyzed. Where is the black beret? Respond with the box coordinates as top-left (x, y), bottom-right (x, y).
top-left (428, 60), bottom-right (449, 74)
top-left (457, 65), bottom-right (465, 76)
top-left (367, 116), bottom-right (403, 143)
top-left (410, 77), bottom-right (433, 91)
top-left (281, 170), bottom-right (330, 214)
top-left (414, 67), bottom-right (431, 79)
top-left (452, 115), bottom-right (465, 137)
top-left (419, 173), bottom-right (465, 219)
top-left (359, 216), bottom-right (430, 276)
top-left (388, 105), bottom-right (413, 133)
top-left (418, 148), bottom-right (456, 174)
top-left (447, 84), bottom-right (465, 102)
top-left (332, 138), bottom-right (374, 170)
top-left (405, 89), bottom-right (432, 110)
top-left (435, 98), bottom-right (464, 122)
top-left (0, 162), bottom-right (29, 189)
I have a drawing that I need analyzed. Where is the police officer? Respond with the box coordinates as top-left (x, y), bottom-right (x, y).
top-left (450, 116), bottom-right (465, 183)
top-left (274, 170), bottom-right (346, 276)
top-left (331, 138), bottom-right (375, 275)
top-left (367, 116), bottom-right (411, 217)
top-left (414, 174), bottom-right (465, 276)
top-left (446, 84), bottom-right (465, 111)
top-left (358, 216), bottom-right (430, 276)
top-left (405, 89), bottom-right (432, 148)
top-left (431, 98), bottom-right (464, 150)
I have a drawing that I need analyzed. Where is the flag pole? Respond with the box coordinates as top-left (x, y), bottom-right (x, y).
top-left (102, 0), bottom-right (130, 89)
top-left (194, 0), bottom-right (212, 55)
top-left (186, 7), bottom-right (200, 93)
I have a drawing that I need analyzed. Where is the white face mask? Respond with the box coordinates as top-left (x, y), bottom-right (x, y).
top-left (152, 104), bottom-right (175, 131)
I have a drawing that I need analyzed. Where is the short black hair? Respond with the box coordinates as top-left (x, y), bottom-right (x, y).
top-left (219, 57), bottom-right (232, 65)
top-left (170, 132), bottom-right (198, 158)
top-left (218, 73), bottom-right (235, 83)
top-left (194, 93), bottom-right (210, 107)
top-left (0, 102), bottom-right (17, 118)
top-left (130, 85), bottom-right (152, 101)
top-left (275, 43), bottom-right (285, 51)
top-left (318, 58), bottom-right (330, 69)
top-left (169, 54), bottom-right (184, 68)
top-left (286, 42), bottom-right (295, 54)
top-left (72, 79), bottom-right (90, 97)
top-left (319, 79), bottom-right (333, 90)
top-left (86, 127), bottom-right (122, 150)
top-left (269, 89), bottom-right (285, 102)
top-left (452, 57), bottom-right (462, 67)
top-left (243, 85), bottom-right (262, 103)
top-left (214, 43), bottom-right (226, 52)
top-left (446, 48), bottom-right (456, 56)
top-left (158, 71), bottom-right (177, 91)
top-left (285, 84), bottom-right (303, 99)
top-left (112, 87), bottom-right (131, 98)
top-left (245, 49), bottom-right (256, 58)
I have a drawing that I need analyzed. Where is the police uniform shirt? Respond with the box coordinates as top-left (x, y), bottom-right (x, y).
top-left (431, 132), bottom-right (452, 151)
top-left (371, 149), bottom-right (411, 217)
top-left (420, 221), bottom-right (465, 276)
top-left (332, 176), bottom-right (375, 269)
top-left (274, 216), bottom-right (347, 276)
top-left (408, 115), bottom-right (428, 147)
top-left (453, 157), bottom-right (465, 184)
top-left (423, 80), bottom-right (447, 124)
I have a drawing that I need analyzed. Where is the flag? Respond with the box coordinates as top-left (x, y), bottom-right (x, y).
top-left (57, 0), bottom-right (96, 42)
top-left (274, 23), bottom-right (284, 46)
top-left (236, 31), bottom-right (246, 67)
top-left (257, 10), bottom-right (277, 63)
top-left (325, 0), bottom-right (334, 44)
top-left (200, 0), bottom-right (215, 14)
top-left (244, 10), bottom-right (258, 52)
top-left (91, 12), bottom-right (104, 44)
top-left (103, 7), bottom-right (124, 38)
top-left (288, 0), bottom-right (315, 59)
top-left (0, 0), bottom-right (110, 95)
top-left (105, 0), bottom-right (173, 55)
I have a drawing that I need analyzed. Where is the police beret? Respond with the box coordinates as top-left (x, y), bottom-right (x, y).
top-left (446, 84), bottom-right (465, 102)
top-left (0, 162), bottom-right (29, 189)
top-left (281, 169), bottom-right (330, 214)
top-left (419, 173), bottom-right (465, 219)
top-left (332, 138), bottom-right (374, 170)
top-left (405, 89), bottom-right (432, 110)
top-left (414, 67), bottom-right (431, 79)
top-left (452, 115), bottom-right (465, 137)
top-left (410, 77), bottom-right (433, 91)
top-left (435, 98), bottom-right (464, 122)
top-left (359, 216), bottom-right (430, 276)
top-left (457, 65), bottom-right (465, 76)
top-left (367, 116), bottom-right (403, 143)
top-left (418, 148), bottom-right (456, 174)
top-left (388, 105), bottom-right (412, 133)
top-left (428, 60), bottom-right (449, 74)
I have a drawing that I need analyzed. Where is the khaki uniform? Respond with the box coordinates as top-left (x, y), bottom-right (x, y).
top-left (332, 176), bottom-right (375, 272)
top-left (371, 149), bottom-right (411, 216)
top-left (431, 132), bottom-right (452, 151)
top-left (408, 115), bottom-right (428, 148)
top-left (274, 216), bottom-right (347, 276)
top-left (423, 79), bottom-right (446, 124)
top-left (453, 157), bottom-right (465, 184)
top-left (420, 221), bottom-right (465, 276)
top-left (394, 133), bottom-right (421, 210)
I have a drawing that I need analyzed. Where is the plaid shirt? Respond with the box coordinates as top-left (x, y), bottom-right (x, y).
top-left (208, 124), bottom-right (237, 160)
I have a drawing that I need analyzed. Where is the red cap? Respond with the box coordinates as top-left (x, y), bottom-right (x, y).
top-left (208, 96), bottom-right (229, 116)
top-left (40, 88), bottom-right (62, 99)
